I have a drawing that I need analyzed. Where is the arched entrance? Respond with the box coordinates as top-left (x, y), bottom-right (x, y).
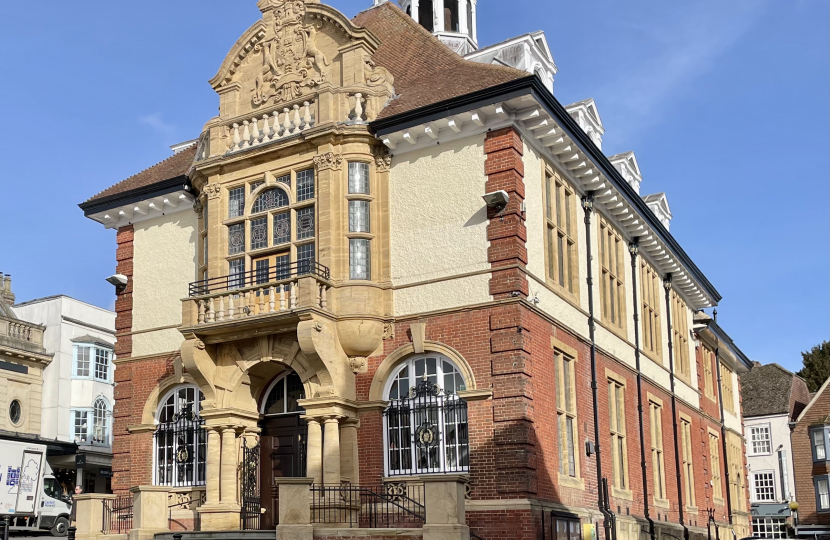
top-left (258, 370), bottom-right (308, 529)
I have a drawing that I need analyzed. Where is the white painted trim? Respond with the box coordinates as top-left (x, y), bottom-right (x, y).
top-left (87, 191), bottom-right (195, 230)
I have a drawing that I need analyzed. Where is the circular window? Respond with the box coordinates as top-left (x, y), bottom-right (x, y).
top-left (9, 400), bottom-right (22, 425)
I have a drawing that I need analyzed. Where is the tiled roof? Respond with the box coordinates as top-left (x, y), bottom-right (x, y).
top-left (82, 144), bottom-right (196, 205)
top-left (353, 2), bottom-right (527, 120)
top-left (741, 363), bottom-right (796, 418)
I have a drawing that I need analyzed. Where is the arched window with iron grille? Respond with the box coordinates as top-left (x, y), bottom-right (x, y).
top-left (153, 385), bottom-right (206, 487)
top-left (383, 354), bottom-right (469, 476)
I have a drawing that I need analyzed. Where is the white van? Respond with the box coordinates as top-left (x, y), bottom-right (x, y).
top-left (0, 439), bottom-right (73, 536)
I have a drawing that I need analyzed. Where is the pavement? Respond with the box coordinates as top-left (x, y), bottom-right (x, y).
top-left (9, 532), bottom-right (54, 539)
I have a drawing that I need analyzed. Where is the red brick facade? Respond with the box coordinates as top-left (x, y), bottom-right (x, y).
top-left (793, 383), bottom-right (830, 526)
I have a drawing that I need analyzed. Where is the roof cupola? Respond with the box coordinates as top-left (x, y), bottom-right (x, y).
top-left (374, 0), bottom-right (478, 54)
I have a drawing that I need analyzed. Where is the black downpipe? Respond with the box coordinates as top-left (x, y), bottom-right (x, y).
top-left (713, 309), bottom-right (734, 525)
top-left (664, 275), bottom-right (690, 540)
top-left (629, 243), bottom-right (656, 540)
top-left (582, 193), bottom-right (616, 540)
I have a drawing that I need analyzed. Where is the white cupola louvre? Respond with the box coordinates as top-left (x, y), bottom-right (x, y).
top-left (394, 0), bottom-right (479, 55)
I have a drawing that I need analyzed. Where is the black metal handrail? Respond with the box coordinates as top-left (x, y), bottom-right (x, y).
top-left (102, 495), bottom-right (133, 534)
top-left (189, 261), bottom-right (330, 297)
top-left (311, 483), bottom-right (425, 528)
top-left (168, 493), bottom-right (203, 532)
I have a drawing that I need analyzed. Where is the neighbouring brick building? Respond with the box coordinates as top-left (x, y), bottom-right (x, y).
top-left (791, 378), bottom-right (830, 538)
top-left (76, 1), bottom-right (753, 540)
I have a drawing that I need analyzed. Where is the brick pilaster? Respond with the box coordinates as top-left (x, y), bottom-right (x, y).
top-left (484, 127), bottom-right (528, 299)
top-left (114, 225), bottom-right (133, 357)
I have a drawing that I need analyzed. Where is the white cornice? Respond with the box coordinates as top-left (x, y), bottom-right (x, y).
top-left (378, 95), bottom-right (715, 309)
top-left (86, 191), bottom-right (195, 230)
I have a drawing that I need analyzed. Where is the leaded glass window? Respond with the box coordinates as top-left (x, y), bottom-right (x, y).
top-left (296, 206), bottom-right (315, 240)
top-left (349, 201), bottom-right (370, 232)
top-left (350, 238), bottom-right (370, 280)
top-left (228, 223), bottom-right (245, 255)
top-left (348, 162), bottom-right (369, 194)
top-left (296, 169), bottom-right (315, 201)
top-left (273, 212), bottom-right (290, 244)
top-left (228, 186), bottom-right (245, 218)
top-left (250, 181), bottom-right (264, 192)
top-left (251, 217), bottom-right (268, 250)
top-left (252, 188), bottom-right (289, 214)
top-left (297, 243), bottom-right (315, 274)
top-left (229, 258), bottom-right (245, 289)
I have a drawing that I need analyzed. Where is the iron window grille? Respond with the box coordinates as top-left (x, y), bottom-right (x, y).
top-left (154, 402), bottom-right (207, 487)
top-left (383, 378), bottom-right (469, 477)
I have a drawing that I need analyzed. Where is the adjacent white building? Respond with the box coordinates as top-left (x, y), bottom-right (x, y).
top-left (741, 363), bottom-right (810, 537)
top-left (14, 295), bottom-right (116, 493)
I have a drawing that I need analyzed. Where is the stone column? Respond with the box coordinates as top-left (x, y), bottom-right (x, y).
top-left (422, 474), bottom-right (470, 540)
top-left (205, 427), bottom-right (221, 504)
top-left (322, 417), bottom-right (341, 485)
top-left (220, 427), bottom-right (238, 503)
top-left (305, 418), bottom-right (323, 485)
top-left (339, 418), bottom-right (360, 484)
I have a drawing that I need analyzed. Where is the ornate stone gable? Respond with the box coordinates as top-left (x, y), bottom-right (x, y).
top-left (207, 0), bottom-right (394, 128)
top-left (252, 0), bottom-right (330, 107)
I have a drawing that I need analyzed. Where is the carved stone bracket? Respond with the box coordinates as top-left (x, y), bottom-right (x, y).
top-left (203, 184), bottom-right (222, 200)
top-left (313, 152), bottom-right (343, 171)
top-left (349, 356), bottom-right (367, 374)
top-left (193, 199), bottom-right (204, 219)
top-left (382, 323), bottom-right (394, 341)
top-left (374, 147), bottom-right (391, 172)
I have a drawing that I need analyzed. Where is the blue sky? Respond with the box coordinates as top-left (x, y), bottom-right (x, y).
top-left (0, 0), bottom-right (826, 371)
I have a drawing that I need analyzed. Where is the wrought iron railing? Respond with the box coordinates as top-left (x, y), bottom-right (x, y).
top-left (102, 495), bottom-right (133, 534)
top-left (240, 438), bottom-right (261, 531)
top-left (383, 379), bottom-right (469, 477)
top-left (310, 483), bottom-right (425, 528)
top-left (154, 405), bottom-right (207, 487)
top-left (188, 261), bottom-right (329, 296)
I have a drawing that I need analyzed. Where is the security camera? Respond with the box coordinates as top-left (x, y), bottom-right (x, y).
top-left (106, 274), bottom-right (128, 293)
top-left (482, 190), bottom-right (509, 209)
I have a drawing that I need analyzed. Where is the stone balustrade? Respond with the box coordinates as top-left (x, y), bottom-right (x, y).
top-left (184, 275), bottom-right (331, 327)
top-left (227, 100), bottom-right (316, 154)
top-left (0, 316), bottom-right (44, 346)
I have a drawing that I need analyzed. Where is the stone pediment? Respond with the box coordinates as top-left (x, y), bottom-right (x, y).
top-left (207, 0), bottom-right (392, 125)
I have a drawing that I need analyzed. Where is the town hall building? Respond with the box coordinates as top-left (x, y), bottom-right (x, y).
top-left (77, 1), bottom-right (753, 540)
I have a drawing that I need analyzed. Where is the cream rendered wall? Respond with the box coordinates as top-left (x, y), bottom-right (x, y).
top-left (724, 367), bottom-right (742, 432)
top-left (745, 414), bottom-right (795, 501)
top-left (390, 134), bottom-right (491, 316)
top-left (132, 211), bottom-right (198, 356)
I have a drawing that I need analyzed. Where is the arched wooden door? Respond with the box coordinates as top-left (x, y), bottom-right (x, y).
top-left (259, 372), bottom-right (307, 530)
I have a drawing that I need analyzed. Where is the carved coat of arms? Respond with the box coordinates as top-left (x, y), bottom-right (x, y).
top-left (253, 0), bottom-right (330, 106)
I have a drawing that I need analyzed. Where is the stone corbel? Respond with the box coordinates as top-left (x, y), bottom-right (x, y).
top-left (349, 356), bottom-right (367, 374)
top-left (374, 146), bottom-right (392, 172)
top-left (180, 338), bottom-right (217, 407)
top-left (203, 183), bottom-right (222, 200)
top-left (313, 151), bottom-right (343, 171)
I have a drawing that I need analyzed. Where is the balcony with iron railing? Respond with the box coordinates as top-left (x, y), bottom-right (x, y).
top-left (181, 261), bottom-right (332, 333)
